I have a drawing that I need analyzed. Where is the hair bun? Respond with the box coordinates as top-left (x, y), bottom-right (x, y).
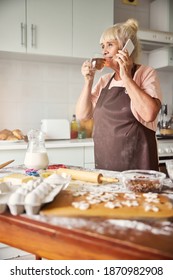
top-left (125, 18), bottom-right (139, 33)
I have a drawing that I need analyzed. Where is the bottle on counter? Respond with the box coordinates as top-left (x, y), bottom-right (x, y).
top-left (24, 129), bottom-right (49, 169)
top-left (70, 114), bottom-right (79, 139)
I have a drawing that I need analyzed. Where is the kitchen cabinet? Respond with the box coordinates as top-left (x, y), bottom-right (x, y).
top-left (0, 243), bottom-right (29, 260)
top-left (148, 47), bottom-right (173, 70)
top-left (29, 0), bottom-right (114, 58)
top-left (0, 0), bottom-right (113, 58)
top-left (26, 0), bottom-right (72, 56)
top-left (84, 146), bottom-right (95, 168)
top-left (48, 145), bottom-right (95, 168)
top-left (150, 0), bottom-right (173, 32)
top-left (47, 147), bottom-right (84, 167)
top-left (0, 149), bottom-right (26, 167)
top-left (0, 0), bottom-right (72, 56)
top-left (72, 0), bottom-right (114, 58)
top-left (0, 0), bottom-right (25, 53)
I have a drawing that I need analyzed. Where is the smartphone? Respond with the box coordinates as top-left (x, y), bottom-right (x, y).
top-left (122, 39), bottom-right (134, 56)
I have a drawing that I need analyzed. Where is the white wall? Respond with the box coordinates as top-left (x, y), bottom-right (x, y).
top-left (0, 56), bottom-right (83, 134)
top-left (114, 0), bottom-right (150, 29)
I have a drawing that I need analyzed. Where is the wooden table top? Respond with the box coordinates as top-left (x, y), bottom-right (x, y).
top-left (0, 211), bottom-right (173, 260)
top-left (0, 166), bottom-right (173, 260)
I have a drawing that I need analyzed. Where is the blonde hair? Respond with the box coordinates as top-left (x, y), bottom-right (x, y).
top-left (100, 18), bottom-right (141, 62)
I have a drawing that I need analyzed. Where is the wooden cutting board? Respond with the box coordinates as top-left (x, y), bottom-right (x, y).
top-left (40, 190), bottom-right (173, 219)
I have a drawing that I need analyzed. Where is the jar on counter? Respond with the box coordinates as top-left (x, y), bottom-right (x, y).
top-left (79, 118), bottom-right (94, 138)
top-left (24, 129), bottom-right (49, 169)
top-left (78, 130), bottom-right (86, 139)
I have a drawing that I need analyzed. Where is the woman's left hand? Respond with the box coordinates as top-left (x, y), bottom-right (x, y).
top-left (115, 49), bottom-right (133, 80)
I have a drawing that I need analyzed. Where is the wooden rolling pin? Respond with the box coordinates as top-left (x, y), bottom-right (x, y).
top-left (0, 160), bottom-right (15, 169)
top-left (56, 168), bottom-right (119, 184)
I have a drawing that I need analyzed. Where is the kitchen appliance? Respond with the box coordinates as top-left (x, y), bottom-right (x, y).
top-left (137, 29), bottom-right (173, 70)
top-left (138, 29), bottom-right (173, 52)
top-left (40, 119), bottom-right (70, 140)
top-left (148, 47), bottom-right (173, 70)
top-left (165, 160), bottom-right (173, 181)
top-left (157, 136), bottom-right (173, 175)
top-left (158, 104), bottom-right (173, 135)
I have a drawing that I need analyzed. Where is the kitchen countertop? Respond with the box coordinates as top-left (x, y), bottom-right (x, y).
top-left (0, 138), bottom-right (94, 150)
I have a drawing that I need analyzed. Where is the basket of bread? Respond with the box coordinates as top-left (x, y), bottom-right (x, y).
top-left (0, 129), bottom-right (26, 141)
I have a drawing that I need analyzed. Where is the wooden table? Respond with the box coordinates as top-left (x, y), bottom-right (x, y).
top-left (0, 165), bottom-right (173, 259)
top-left (0, 212), bottom-right (173, 260)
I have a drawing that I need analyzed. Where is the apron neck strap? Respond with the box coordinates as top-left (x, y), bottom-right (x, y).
top-left (106, 63), bottom-right (137, 89)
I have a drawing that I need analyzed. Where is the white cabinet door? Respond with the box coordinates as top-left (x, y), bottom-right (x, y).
top-left (27, 0), bottom-right (73, 56)
top-left (47, 147), bottom-right (84, 167)
top-left (0, 150), bottom-right (26, 166)
top-left (84, 146), bottom-right (95, 168)
top-left (72, 0), bottom-right (114, 58)
top-left (0, 0), bottom-right (26, 52)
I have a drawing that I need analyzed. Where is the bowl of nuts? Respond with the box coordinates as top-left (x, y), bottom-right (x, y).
top-left (121, 170), bottom-right (166, 193)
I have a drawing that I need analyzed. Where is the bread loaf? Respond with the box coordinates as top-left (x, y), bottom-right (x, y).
top-left (0, 128), bottom-right (25, 140)
top-left (0, 129), bottom-right (13, 140)
top-left (12, 129), bottom-right (25, 140)
top-left (6, 135), bottom-right (19, 141)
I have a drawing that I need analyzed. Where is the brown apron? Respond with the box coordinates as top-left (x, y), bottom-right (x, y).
top-left (93, 67), bottom-right (159, 171)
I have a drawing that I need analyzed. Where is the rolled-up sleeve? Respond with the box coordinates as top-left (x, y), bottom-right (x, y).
top-left (131, 65), bottom-right (162, 131)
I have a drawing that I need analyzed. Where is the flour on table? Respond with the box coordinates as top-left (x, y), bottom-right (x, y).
top-left (104, 201), bottom-right (122, 209)
top-left (72, 201), bottom-right (90, 210)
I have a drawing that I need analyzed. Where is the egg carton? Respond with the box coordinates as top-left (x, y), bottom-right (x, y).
top-left (0, 182), bottom-right (18, 214)
top-left (0, 173), bottom-right (71, 216)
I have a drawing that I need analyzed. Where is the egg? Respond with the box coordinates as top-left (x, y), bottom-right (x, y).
top-left (34, 188), bottom-right (45, 199)
top-left (37, 182), bottom-right (51, 194)
top-left (16, 187), bottom-right (28, 196)
top-left (33, 178), bottom-right (43, 188)
top-left (0, 182), bottom-right (10, 193)
top-left (19, 180), bottom-right (34, 192)
top-left (8, 192), bottom-right (25, 205)
top-left (25, 191), bottom-right (42, 205)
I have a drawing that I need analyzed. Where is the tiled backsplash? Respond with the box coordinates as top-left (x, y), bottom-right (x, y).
top-left (0, 55), bottom-right (172, 134)
top-left (0, 57), bottom-right (85, 134)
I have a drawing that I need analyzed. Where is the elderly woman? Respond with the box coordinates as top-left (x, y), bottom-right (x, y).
top-left (76, 18), bottom-right (162, 171)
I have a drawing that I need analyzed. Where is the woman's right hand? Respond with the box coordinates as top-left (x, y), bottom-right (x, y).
top-left (81, 60), bottom-right (96, 81)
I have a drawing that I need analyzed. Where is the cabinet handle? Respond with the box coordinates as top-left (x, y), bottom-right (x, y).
top-left (31, 24), bottom-right (36, 47)
top-left (20, 22), bottom-right (25, 46)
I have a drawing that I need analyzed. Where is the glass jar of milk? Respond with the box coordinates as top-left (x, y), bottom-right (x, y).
top-left (24, 129), bottom-right (49, 169)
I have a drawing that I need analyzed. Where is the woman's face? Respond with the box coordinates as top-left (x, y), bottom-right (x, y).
top-left (101, 39), bottom-right (119, 69)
